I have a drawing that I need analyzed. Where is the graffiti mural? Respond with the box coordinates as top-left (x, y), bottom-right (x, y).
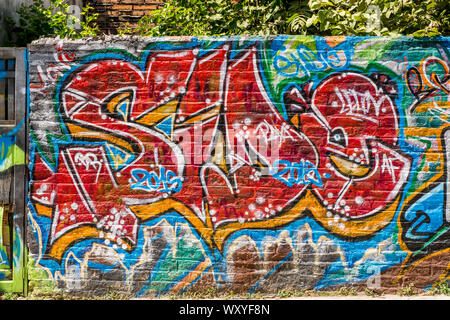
top-left (27, 36), bottom-right (450, 295)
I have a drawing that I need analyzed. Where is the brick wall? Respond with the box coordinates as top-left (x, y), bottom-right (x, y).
top-left (27, 35), bottom-right (450, 297)
top-left (86, 0), bottom-right (165, 34)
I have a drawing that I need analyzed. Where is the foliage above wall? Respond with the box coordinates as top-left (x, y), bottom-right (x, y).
top-left (120, 0), bottom-right (450, 37)
top-left (5, 0), bottom-right (99, 47)
top-left (3, 0), bottom-right (449, 47)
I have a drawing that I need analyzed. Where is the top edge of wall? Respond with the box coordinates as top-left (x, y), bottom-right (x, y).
top-left (28, 34), bottom-right (449, 45)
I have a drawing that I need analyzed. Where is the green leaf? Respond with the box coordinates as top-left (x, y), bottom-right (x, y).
top-left (317, 10), bottom-right (328, 23)
top-left (309, 0), bottom-right (324, 10)
top-left (306, 15), bottom-right (318, 27)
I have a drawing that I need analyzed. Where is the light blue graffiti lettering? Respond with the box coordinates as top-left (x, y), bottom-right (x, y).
top-left (273, 54), bottom-right (301, 77)
top-left (270, 159), bottom-right (323, 188)
top-left (273, 42), bottom-right (349, 78)
top-left (130, 167), bottom-right (183, 193)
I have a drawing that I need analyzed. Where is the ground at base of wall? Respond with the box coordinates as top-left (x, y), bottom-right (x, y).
top-left (3, 286), bottom-right (450, 300)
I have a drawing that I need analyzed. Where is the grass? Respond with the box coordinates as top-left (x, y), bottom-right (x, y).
top-left (396, 283), bottom-right (417, 296)
top-left (364, 288), bottom-right (384, 297)
top-left (277, 289), bottom-right (305, 298)
top-left (0, 287), bottom-right (133, 300)
top-left (3, 282), bottom-right (450, 300)
top-left (0, 292), bottom-right (21, 300)
top-left (151, 286), bottom-right (363, 300)
top-left (427, 282), bottom-right (450, 295)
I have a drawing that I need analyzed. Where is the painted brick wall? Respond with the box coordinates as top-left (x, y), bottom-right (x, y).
top-left (27, 35), bottom-right (450, 297)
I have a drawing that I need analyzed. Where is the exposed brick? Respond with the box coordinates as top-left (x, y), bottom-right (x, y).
top-left (111, 4), bottom-right (133, 10)
top-left (87, 0), bottom-right (163, 33)
top-left (133, 4), bottom-right (158, 10)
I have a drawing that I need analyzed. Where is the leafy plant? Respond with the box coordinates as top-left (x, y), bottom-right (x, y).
top-left (428, 282), bottom-right (450, 295)
top-left (119, 0), bottom-right (292, 37)
top-left (119, 0), bottom-right (449, 37)
top-left (286, 0), bottom-right (449, 36)
top-left (6, 0), bottom-right (99, 46)
top-left (0, 291), bottom-right (21, 300)
top-left (364, 288), bottom-right (383, 297)
top-left (277, 289), bottom-right (307, 297)
top-left (396, 283), bottom-right (417, 296)
top-left (335, 286), bottom-right (358, 296)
